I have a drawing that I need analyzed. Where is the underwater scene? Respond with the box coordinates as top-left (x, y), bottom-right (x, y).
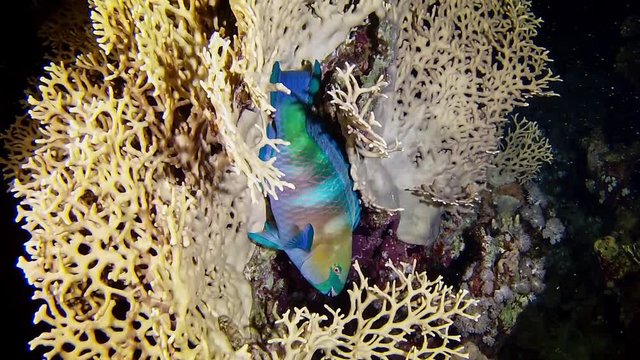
top-left (0, 0), bottom-right (638, 359)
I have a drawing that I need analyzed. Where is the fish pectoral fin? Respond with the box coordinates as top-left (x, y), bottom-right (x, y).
top-left (284, 224), bottom-right (314, 252)
top-left (248, 222), bottom-right (283, 250)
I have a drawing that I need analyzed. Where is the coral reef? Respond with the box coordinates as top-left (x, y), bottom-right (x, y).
top-left (3, 60), bottom-right (256, 359)
top-left (1, 0), bottom-right (564, 358)
top-left (454, 182), bottom-right (563, 352)
top-left (593, 235), bottom-right (640, 284)
top-left (457, 218), bottom-right (546, 348)
top-left (581, 127), bottom-right (639, 209)
top-left (580, 125), bottom-right (640, 285)
top-left (2, 1), bottom-right (258, 356)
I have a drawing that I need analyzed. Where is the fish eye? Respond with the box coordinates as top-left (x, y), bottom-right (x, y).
top-left (332, 265), bottom-right (342, 274)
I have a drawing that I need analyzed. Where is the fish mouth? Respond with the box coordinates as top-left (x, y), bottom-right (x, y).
top-left (328, 287), bottom-right (338, 297)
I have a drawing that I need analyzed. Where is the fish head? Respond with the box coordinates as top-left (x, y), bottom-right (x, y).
top-left (299, 233), bottom-right (352, 296)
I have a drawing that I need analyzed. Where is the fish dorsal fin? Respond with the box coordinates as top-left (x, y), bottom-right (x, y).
top-left (351, 197), bottom-right (361, 230)
top-left (248, 221), bottom-right (283, 250)
top-left (306, 119), bottom-right (361, 229)
top-left (284, 224), bottom-right (314, 252)
top-left (308, 60), bottom-right (321, 96)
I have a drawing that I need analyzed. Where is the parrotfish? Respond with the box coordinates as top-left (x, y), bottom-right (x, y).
top-left (248, 61), bottom-right (361, 296)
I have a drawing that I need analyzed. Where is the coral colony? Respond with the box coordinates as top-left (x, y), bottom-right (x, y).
top-left (1, 0), bottom-right (560, 358)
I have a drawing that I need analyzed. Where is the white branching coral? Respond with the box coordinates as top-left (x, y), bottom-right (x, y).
top-left (489, 115), bottom-right (554, 186)
top-left (200, 33), bottom-right (294, 201)
top-left (351, 0), bottom-right (560, 245)
top-left (269, 261), bottom-right (479, 359)
top-left (329, 63), bottom-right (401, 159)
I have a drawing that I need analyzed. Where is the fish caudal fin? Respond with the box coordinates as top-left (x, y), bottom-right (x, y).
top-left (248, 222), bottom-right (282, 250)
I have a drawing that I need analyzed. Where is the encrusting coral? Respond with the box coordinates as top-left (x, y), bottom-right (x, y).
top-left (1, 0), bottom-right (564, 358)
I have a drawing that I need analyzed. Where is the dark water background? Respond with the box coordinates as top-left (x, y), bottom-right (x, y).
top-left (497, 0), bottom-right (640, 358)
top-left (1, 0), bottom-right (638, 358)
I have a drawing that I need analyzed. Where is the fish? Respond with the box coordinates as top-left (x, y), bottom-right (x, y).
top-left (248, 61), bottom-right (361, 296)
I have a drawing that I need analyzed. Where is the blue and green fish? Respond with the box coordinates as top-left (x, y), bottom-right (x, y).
top-left (248, 61), bottom-right (361, 296)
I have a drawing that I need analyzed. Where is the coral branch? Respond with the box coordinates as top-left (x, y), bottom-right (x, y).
top-left (269, 261), bottom-right (478, 359)
top-left (329, 63), bottom-right (402, 158)
top-left (490, 115), bottom-right (554, 185)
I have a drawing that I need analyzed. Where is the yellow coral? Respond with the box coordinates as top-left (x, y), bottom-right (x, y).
top-left (3, 0), bottom-right (261, 358)
top-left (4, 48), bottom-right (255, 358)
top-left (490, 115), bottom-right (554, 185)
top-left (270, 261), bottom-right (479, 359)
top-left (396, 0), bottom-right (558, 206)
top-left (88, 0), bottom-right (295, 201)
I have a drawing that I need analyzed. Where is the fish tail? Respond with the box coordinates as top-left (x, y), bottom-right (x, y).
top-left (269, 61), bottom-right (321, 110)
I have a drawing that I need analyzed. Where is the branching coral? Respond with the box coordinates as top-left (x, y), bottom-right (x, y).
top-left (269, 261), bottom-right (478, 359)
top-left (2, 0), bottom-right (260, 358)
top-left (349, 0), bottom-right (559, 245)
top-left (329, 63), bottom-right (401, 159)
top-left (38, 0), bottom-right (96, 62)
top-left (88, 0), bottom-right (298, 202)
top-left (489, 115), bottom-right (554, 186)
top-left (4, 47), bottom-right (256, 357)
top-left (0, 114), bottom-right (40, 185)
